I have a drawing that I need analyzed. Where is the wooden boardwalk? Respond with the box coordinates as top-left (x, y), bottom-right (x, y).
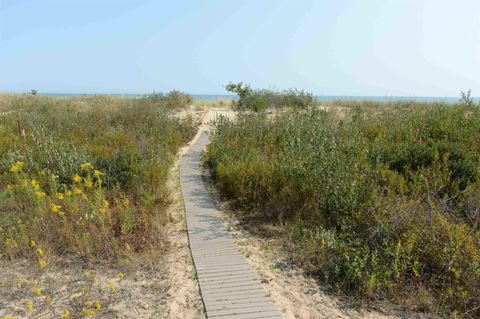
top-left (180, 131), bottom-right (282, 319)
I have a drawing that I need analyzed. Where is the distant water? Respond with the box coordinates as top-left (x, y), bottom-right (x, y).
top-left (42, 93), bottom-right (479, 104)
top-left (43, 93), bottom-right (235, 100)
top-left (316, 95), bottom-right (480, 104)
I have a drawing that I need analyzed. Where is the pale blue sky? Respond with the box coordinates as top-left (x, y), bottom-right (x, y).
top-left (0, 0), bottom-right (479, 96)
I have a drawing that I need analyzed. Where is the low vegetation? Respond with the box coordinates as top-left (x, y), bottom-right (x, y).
top-left (226, 82), bottom-right (315, 112)
top-left (206, 99), bottom-right (480, 317)
top-left (0, 93), bottom-right (196, 317)
top-left (141, 90), bottom-right (194, 109)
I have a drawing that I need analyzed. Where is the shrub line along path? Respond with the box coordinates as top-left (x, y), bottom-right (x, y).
top-left (179, 125), bottom-right (282, 318)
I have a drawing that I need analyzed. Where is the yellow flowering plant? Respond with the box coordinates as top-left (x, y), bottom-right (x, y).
top-left (10, 161), bottom-right (25, 173)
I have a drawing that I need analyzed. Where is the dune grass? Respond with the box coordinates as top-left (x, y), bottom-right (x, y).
top-left (205, 101), bottom-right (480, 317)
top-left (0, 93), bottom-right (196, 261)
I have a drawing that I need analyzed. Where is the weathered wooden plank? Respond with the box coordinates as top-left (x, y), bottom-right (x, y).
top-left (207, 304), bottom-right (280, 318)
top-left (196, 269), bottom-right (256, 280)
top-left (198, 274), bottom-right (259, 285)
top-left (199, 279), bottom-right (261, 290)
top-left (208, 310), bottom-right (282, 319)
top-left (205, 299), bottom-right (276, 311)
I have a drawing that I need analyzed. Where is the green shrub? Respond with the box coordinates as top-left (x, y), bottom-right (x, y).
top-left (226, 82), bottom-right (315, 112)
top-left (206, 104), bottom-right (480, 317)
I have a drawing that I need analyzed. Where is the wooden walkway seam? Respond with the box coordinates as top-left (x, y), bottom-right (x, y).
top-left (179, 131), bottom-right (282, 319)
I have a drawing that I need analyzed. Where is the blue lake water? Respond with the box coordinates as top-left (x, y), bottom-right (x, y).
top-left (41, 93), bottom-right (479, 104)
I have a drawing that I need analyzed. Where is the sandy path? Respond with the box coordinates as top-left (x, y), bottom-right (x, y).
top-left (162, 108), bottom-right (235, 319)
top-left (180, 129), bottom-right (282, 318)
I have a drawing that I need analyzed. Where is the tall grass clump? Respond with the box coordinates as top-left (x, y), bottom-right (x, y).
top-left (140, 90), bottom-right (193, 109)
top-left (0, 94), bottom-right (196, 260)
top-left (206, 103), bottom-right (480, 317)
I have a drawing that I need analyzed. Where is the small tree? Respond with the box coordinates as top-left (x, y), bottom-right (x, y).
top-left (225, 82), bottom-right (252, 101)
top-left (460, 89), bottom-right (473, 106)
top-left (31, 89), bottom-right (38, 95)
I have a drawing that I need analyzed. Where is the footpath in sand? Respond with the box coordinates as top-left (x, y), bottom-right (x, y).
top-left (180, 128), bottom-right (282, 318)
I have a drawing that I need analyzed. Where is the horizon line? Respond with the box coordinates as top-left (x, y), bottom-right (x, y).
top-left (0, 90), bottom-right (474, 99)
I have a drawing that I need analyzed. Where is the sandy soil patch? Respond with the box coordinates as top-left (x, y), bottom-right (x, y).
top-left (0, 257), bottom-right (169, 318)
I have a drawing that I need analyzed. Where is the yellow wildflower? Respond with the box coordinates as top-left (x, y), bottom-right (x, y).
top-left (10, 161), bottom-right (25, 173)
top-left (95, 299), bottom-right (102, 310)
top-left (122, 198), bottom-right (129, 207)
top-left (38, 259), bottom-right (47, 269)
top-left (31, 179), bottom-right (40, 190)
top-left (35, 191), bottom-right (46, 199)
top-left (5, 238), bottom-right (11, 245)
top-left (72, 174), bottom-right (82, 183)
top-left (26, 299), bottom-right (33, 313)
top-left (99, 199), bottom-right (109, 213)
top-left (36, 248), bottom-right (44, 256)
top-left (74, 187), bottom-right (83, 195)
top-left (3, 315), bottom-right (14, 319)
top-left (125, 243), bottom-right (132, 252)
top-left (84, 179), bottom-right (93, 189)
top-left (80, 162), bottom-right (93, 170)
top-left (32, 287), bottom-right (42, 296)
top-left (82, 307), bottom-right (96, 315)
top-left (44, 295), bottom-right (52, 304)
top-left (62, 309), bottom-right (70, 319)
top-left (107, 280), bottom-right (116, 293)
top-left (93, 169), bottom-right (102, 177)
top-left (30, 240), bottom-right (36, 247)
top-left (12, 240), bottom-right (17, 248)
top-left (56, 193), bottom-right (65, 200)
top-left (59, 211), bottom-right (65, 218)
top-left (16, 219), bottom-right (22, 224)
top-left (17, 278), bottom-right (27, 289)
top-left (50, 203), bottom-right (62, 213)
top-left (118, 272), bottom-right (124, 280)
